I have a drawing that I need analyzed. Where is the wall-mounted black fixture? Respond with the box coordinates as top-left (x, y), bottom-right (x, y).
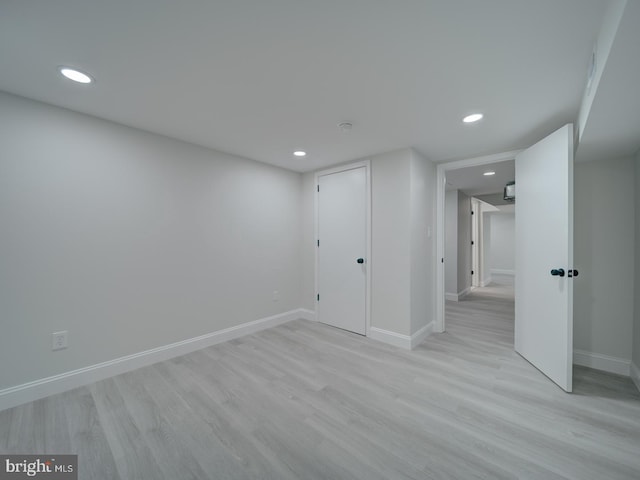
top-left (504, 181), bottom-right (515, 201)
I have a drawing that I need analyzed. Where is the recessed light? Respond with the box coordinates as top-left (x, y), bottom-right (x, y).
top-left (338, 122), bottom-right (353, 133)
top-left (483, 171), bottom-right (496, 176)
top-left (59, 66), bottom-right (93, 84)
top-left (463, 113), bottom-right (483, 123)
top-left (293, 151), bottom-right (307, 157)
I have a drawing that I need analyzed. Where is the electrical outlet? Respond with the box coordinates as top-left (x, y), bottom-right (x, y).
top-left (272, 290), bottom-right (280, 302)
top-left (52, 331), bottom-right (68, 351)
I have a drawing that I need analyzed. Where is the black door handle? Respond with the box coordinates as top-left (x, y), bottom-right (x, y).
top-left (357, 258), bottom-right (364, 264)
top-left (568, 269), bottom-right (579, 278)
top-left (550, 268), bottom-right (565, 277)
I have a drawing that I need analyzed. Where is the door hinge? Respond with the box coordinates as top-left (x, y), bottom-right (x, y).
top-left (317, 185), bottom-right (319, 192)
top-left (471, 240), bottom-right (474, 245)
top-left (317, 239), bottom-right (319, 247)
top-left (471, 210), bottom-right (474, 215)
top-left (471, 270), bottom-right (474, 275)
top-left (317, 294), bottom-right (320, 301)
top-left (441, 258), bottom-right (444, 263)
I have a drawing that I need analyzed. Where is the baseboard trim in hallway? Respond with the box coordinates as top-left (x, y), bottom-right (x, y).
top-left (369, 322), bottom-right (434, 350)
top-left (368, 327), bottom-right (412, 349)
top-left (297, 308), bottom-right (317, 321)
top-left (444, 288), bottom-right (471, 302)
top-left (411, 322), bottom-right (434, 348)
top-left (0, 308), bottom-right (309, 412)
top-left (573, 349), bottom-right (631, 377)
top-left (631, 362), bottom-right (640, 392)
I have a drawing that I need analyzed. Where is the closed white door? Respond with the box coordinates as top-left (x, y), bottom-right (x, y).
top-left (317, 166), bottom-right (367, 335)
top-left (515, 124), bottom-right (574, 392)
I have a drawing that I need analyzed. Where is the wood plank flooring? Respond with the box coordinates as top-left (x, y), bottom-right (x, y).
top-left (2, 283), bottom-right (639, 479)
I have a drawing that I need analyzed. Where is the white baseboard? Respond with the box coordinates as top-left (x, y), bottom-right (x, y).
top-left (480, 276), bottom-right (492, 287)
top-left (491, 269), bottom-right (515, 276)
top-left (631, 362), bottom-right (640, 392)
top-left (573, 349), bottom-right (631, 376)
top-left (369, 327), bottom-right (411, 349)
top-left (445, 287), bottom-right (471, 302)
top-left (369, 321), bottom-right (434, 350)
top-left (297, 308), bottom-right (317, 322)
top-left (0, 308), bottom-right (306, 412)
top-left (411, 322), bottom-right (434, 349)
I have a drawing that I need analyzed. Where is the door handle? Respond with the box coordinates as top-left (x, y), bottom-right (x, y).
top-left (357, 258), bottom-right (364, 264)
top-left (568, 269), bottom-right (579, 278)
top-left (550, 268), bottom-right (565, 277)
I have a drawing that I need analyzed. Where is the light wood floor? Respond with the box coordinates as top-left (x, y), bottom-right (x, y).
top-left (2, 284), bottom-right (640, 479)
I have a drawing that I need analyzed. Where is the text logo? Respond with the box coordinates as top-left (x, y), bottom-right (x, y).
top-left (0, 456), bottom-right (77, 479)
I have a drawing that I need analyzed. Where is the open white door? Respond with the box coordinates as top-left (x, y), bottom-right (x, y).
top-left (317, 166), bottom-right (368, 335)
top-left (515, 124), bottom-right (574, 392)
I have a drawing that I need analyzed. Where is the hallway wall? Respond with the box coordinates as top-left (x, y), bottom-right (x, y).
top-left (574, 156), bottom-right (635, 374)
top-left (457, 192), bottom-right (472, 294)
top-left (444, 191), bottom-right (458, 295)
top-left (489, 213), bottom-right (515, 275)
top-left (633, 150), bottom-right (640, 388)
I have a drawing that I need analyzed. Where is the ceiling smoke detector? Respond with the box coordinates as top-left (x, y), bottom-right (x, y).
top-left (338, 122), bottom-right (353, 133)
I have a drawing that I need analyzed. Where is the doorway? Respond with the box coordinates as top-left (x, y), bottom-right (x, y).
top-left (436, 124), bottom-right (575, 392)
top-left (441, 157), bottom-right (516, 310)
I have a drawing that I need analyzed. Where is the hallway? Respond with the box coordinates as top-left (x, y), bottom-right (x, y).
top-left (445, 276), bottom-right (515, 352)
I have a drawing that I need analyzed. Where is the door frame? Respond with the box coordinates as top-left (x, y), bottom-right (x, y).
top-left (314, 160), bottom-right (372, 336)
top-left (471, 197), bottom-right (480, 288)
top-left (435, 150), bottom-right (520, 333)
top-left (471, 197), bottom-right (498, 288)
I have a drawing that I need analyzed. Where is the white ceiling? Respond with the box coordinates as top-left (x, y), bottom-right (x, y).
top-left (0, 0), bottom-right (613, 172)
top-left (446, 160), bottom-right (514, 196)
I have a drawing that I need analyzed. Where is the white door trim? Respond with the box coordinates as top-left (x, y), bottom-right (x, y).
top-left (314, 160), bottom-right (372, 336)
top-left (435, 150), bottom-right (521, 333)
top-left (471, 197), bottom-right (480, 288)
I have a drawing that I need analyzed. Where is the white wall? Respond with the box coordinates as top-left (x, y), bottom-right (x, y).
top-left (634, 150), bottom-right (640, 384)
top-left (457, 191), bottom-right (472, 293)
top-left (370, 150), bottom-right (412, 335)
top-left (489, 213), bottom-right (515, 274)
top-left (0, 92), bottom-right (302, 391)
top-left (481, 210), bottom-right (492, 285)
top-left (444, 191), bottom-right (458, 295)
top-left (444, 190), bottom-right (475, 297)
top-left (410, 150), bottom-right (436, 335)
top-left (573, 156), bottom-right (635, 366)
top-left (301, 172), bottom-right (316, 311)
top-left (300, 148), bottom-right (437, 341)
